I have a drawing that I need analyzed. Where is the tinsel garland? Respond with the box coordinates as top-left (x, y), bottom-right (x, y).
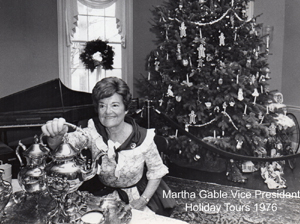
top-left (80, 39), bottom-right (114, 72)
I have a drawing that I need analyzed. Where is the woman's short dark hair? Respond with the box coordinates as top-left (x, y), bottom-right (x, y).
top-left (92, 77), bottom-right (132, 110)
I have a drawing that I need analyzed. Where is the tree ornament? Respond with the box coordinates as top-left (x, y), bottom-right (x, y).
top-left (258, 112), bottom-right (263, 120)
top-left (182, 58), bottom-right (189, 66)
top-left (214, 106), bottom-right (220, 113)
top-left (206, 53), bottom-right (213, 62)
top-left (262, 67), bottom-right (271, 79)
top-left (205, 102), bottom-right (212, 109)
top-left (236, 140), bottom-right (243, 150)
top-left (218, 77), bottom-right (223, 85)
top-left (253, 49), bottom-right (258, 59)
top-left (179, 22), bottom-right (187, 38)
top-left (261, 67), bottom-right (270, 74)
top-left (199, 28), bottom-right (203, 38)
top-left (179, 0), bottom-right (183, 10)
top-left (189, 110), bottom-right (197, 124)
top-left (246, 58), bottom-right (252, 67)
top-left (252, 88), bottom-right (259, 104)
top-left (197, 44), bottom-right (206, 58)
top-left (230, 14), bottom-right (235, 28)
top-left (250, 74), bottom-right (256, 85)
top-left (190, 68), bottom-right (195, 77)
top-left (244, 104), bottom-right (247, 114)
top-left (181, 74), bottom-right (193, 87)
top-left (223, 102), bottom-right (227, 112)
top-left (176, 44), bottom-right (182, 60)
top-left (219, 32), bottom-right (225, 46)
top-left (197, 58), bottom-right (204, 67)
top-left (164, 24), bottom-right (171, 41)
top-left (234, 27), bottom-right (238, 41)
top-left (259, 74), bottom-right (266, 83)
top-left (159, 99), bottom-right (163, 106)
top-left (154, 60), bottom-right (160, 71)
top-left (176, 96), bottom-right (182, 102)
top-left (269, 123), bottom-right (277, 136)
top-left (273, 92), bottom-right (284, 104)
top-left (238, 88), bottom-right (244, 101)
top-left (229, 98), bottom-right (235, 106)
top-left (167, 85), bottom-right (174, 97)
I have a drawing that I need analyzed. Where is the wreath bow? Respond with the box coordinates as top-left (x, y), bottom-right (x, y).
top-left (80, 39), bottom-right (114, 72)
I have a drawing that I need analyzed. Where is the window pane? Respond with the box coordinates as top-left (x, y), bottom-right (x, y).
top-left (73, 15), bottom-right (88, 41)
top-left (111, 43), bottom-right (121, 68)
top-left (71, 68), bottom-right (89, 92)
top-left (104, 4), bottom-right (115, 17)
top-left (71, 42), bottom-right (85, 69)
top-left (105, 69), bottom-right (122, 79)
top-left (105, 18), bottom-right (120, 42)
top-left (88, 16), bottom-right (105, 40)
top-left (87, 7), bottom-right (105, 16)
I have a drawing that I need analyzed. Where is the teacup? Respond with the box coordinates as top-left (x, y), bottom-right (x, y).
top-left (80, 211), bottom-right (104, 224)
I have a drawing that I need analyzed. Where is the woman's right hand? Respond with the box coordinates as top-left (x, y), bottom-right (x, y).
top-left (41, 117), bottom-right (68, 138)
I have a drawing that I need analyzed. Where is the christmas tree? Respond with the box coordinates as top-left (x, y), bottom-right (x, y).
top-left (138, 0), bottom-right (296, 185)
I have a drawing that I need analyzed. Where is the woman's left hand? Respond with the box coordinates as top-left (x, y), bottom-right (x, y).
top-left (130, 197), bottom-right (148, 210)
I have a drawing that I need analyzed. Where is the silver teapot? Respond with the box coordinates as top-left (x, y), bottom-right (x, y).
top-left (44, 123), bottom-right (104, 223)
top-left (16, 135), bottom-right (50, 193)
top-left (45, 123), bottom-right (102, 194)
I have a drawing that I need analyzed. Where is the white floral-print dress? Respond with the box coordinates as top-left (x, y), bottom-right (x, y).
top-left (66, 118), bottom-right (169, 205)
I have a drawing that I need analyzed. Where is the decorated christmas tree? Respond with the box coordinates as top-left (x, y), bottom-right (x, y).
top-left (138, 0), bottom-right (297, 185)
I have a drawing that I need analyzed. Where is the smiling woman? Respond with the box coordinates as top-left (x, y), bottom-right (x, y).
top-left (41, 77), bottom-right (176, 217)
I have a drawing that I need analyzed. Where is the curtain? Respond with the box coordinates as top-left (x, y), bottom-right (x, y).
top-left (65, 0), bottom-right (78, 47)
top-left (78, 0), bottom-right (117, 9)
top-left (57, 0), bottom-right (78, 87)
top-left (116, 0), bottom-right (126, 48)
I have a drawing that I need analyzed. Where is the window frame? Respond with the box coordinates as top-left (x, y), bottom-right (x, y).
top-left (57, 0), bottom-right (133, 92)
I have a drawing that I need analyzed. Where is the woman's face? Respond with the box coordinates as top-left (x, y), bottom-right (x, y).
top-left (97, 93), bottom-right (127, 129)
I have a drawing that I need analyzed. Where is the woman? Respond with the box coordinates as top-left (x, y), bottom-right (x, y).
top-left (41, 77), bottom-right (175, 216)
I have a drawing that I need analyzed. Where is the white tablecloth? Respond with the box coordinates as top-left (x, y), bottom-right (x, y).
top-left (11, 179), bottom-right (187, 224)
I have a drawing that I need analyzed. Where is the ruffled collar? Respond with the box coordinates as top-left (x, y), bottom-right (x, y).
top-left (92, 116), bottom-right (147, 153)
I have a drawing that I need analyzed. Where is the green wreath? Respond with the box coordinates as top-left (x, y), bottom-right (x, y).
top-left (80, 39), bottom-right (114, 72)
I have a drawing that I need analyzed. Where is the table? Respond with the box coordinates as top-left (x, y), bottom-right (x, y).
top-left (6, 179), bottom-right (187, 224)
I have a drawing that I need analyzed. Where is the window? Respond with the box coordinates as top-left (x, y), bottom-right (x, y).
top-left (70, 2), bottom-right (122, 92)
top-left (57, 0), bottom-right (133, 93)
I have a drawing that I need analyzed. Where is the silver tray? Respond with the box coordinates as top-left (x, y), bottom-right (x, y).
top-left (0, 191), bottom-right (131, 224)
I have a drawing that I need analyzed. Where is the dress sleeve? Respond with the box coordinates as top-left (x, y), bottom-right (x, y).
top-left (143, 129), bottom-right (169, 180)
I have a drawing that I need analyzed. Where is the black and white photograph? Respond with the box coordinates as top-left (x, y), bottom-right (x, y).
top-left (0, 0), bottom-right (300, 223)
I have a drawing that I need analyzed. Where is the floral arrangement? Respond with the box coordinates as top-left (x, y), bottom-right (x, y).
top-left (80, 39), bottom-right (114, 72)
